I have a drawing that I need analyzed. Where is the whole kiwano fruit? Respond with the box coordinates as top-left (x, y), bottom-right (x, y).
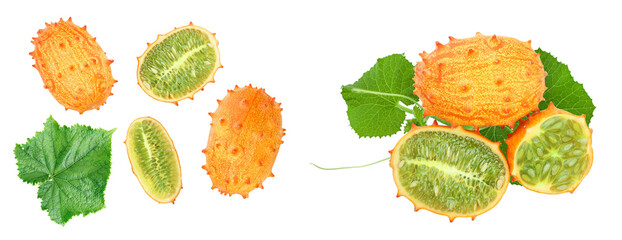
top-left (390, 122), bottom-right (510, 222)
top-left (203, 85), bottom-right (285, 198)
top-left (414, 33), bottom-right (547, 128)
top-left (30, 18), bottom-right (116, 114)
top-left (505, 103), bottom-right (593, 194)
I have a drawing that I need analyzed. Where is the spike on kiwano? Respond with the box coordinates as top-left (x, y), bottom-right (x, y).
top-left (203, 85), bottom-right (285, 198)
top-left (390, 122), bottom-right (510, 222)
top-left (125, 117), bottom-right (182, 203)
top-left (137, 22), bottom-right (222, 104)
top-left (505, 103), bottom-right (593, 194)
top-left (30, 18), bottom-right (116, 114)
top-left (414, 33), bottom-right (547, 128)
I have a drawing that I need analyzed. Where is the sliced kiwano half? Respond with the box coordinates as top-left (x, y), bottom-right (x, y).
top-left (390, 122), bottom-right (510, 221)
top-left (125, 117), bottom-right (182, 203)
top-left (137, 23), bottom-right (222, 104)
top-left (505, 103), bottom-right (593, 194)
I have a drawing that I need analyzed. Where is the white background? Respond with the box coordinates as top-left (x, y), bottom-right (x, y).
top-left (1, 0), bottom-right (620, 239)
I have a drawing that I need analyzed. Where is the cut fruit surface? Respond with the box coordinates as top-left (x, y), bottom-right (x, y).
top-left (125, 117), bottom-right (182, 203)
top-left (506, 103), bottom-right (593, 194)
top-left (390, 123), bottom-right (509, 221)
top-left (137, 23), bottom-right (221, 104)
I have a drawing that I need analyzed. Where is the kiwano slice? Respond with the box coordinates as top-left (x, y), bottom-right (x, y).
top-left (125, 117), bottom-right (182, 203)
top-left (30, 18), bottom-right (117, 114)
top-left (137, 23), bottom-right (221, 104)
top-left (390, 122), bottom-right (510, 221)
top-left (505, 103), bottom-right (593, 194)
top-left (203, 85), bottom-right (285, 198)
top-left (414, 33), bottom-right (547, 128)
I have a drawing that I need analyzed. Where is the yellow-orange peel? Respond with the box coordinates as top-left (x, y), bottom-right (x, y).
top-left (414, 33), bottom-right (547, 128)
top-left (30, 18), bottom-right (116, 114)
top-left (203, 85), bottom-right (285, 198)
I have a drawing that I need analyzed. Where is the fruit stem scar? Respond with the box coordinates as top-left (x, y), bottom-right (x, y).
top-left (311, 157), bottom-right (390, 170)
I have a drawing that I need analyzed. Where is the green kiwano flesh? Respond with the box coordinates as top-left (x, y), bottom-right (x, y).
top-left (506, 103), bottom-right (593, 194)
top-left (125, 117), bottom-right (182, 203)
top-left (390, 124), bottom-right (510, 222)
top-left (137, 24), bottom-right (221, 104)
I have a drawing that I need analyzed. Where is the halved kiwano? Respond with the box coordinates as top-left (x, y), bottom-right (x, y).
top-left (125, 117), bottom-right (182, 203)
top-left (137, 23), bottom-right (221, 104)
top-left (390, 123), bottom-right (509, 221)
top-left (506, 103), bottom-right (593, 194)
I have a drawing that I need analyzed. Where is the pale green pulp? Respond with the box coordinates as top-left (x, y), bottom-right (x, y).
top-left (128, 119), bottom-right (180, 200)
top-left (516, 116), bottom-right (590, 193)
top-left (396, 131), bottom-right (506, 215)
top-left (139, 28), bottom-right (218, 100)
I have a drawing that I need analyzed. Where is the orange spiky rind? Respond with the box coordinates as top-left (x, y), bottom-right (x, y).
top-left (413, 33), bottom-right (546, 128)
top-left (203, 85), bottom-right (284, 198)
top-left (31, 18), bottom-right (116, 114)
top-left (390, 124), bottom-right (510, 221)
top-left (136, 23), bottom-right (222, 104)
top-left (505, 102), bottom-right (593, 194)
top-left (125, 117), bottom-right (182, 203)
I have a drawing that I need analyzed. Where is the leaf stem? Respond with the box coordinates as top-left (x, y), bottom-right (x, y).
top-left (395, 104), bottom-right (415, 114)
top-left (410, 101), bottom-right (424, 111)
top-left (348, 87), bottom-right (418, 104)
top-left (310, 157), bottom-right (390, 170)
top-left (423, 115), bottom-right (452, 126)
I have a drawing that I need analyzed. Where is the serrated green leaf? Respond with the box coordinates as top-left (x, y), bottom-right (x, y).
top-left (536, 49), bottom-right (595, 125)
top-left (14, 116), bottom-right (114, 225)
top-left (341, 54), bottom-right (416, 137)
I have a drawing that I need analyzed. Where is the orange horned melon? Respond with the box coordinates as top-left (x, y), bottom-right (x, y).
top-left (202, 85), bottom-right (285, 198)
top-left (30, 18), bottom-right (116, 114)
top-left (414, 33), bottom-right (547, 128)
top-left (505, 103), bottom-right (593, 194)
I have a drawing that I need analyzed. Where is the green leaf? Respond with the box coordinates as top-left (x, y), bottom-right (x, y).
top-left (341, 54), bottom-right (416, 137)
top-left (403, 119), bottom-right (417, 133)
top-left (479, 123), bottom-right (523, 185)
top-left (14, 116), bottom-right (115, 225)
top-left (536, 49), bottom-right (596, 125)
top-left (479, 122), bottom-right (520, 156)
